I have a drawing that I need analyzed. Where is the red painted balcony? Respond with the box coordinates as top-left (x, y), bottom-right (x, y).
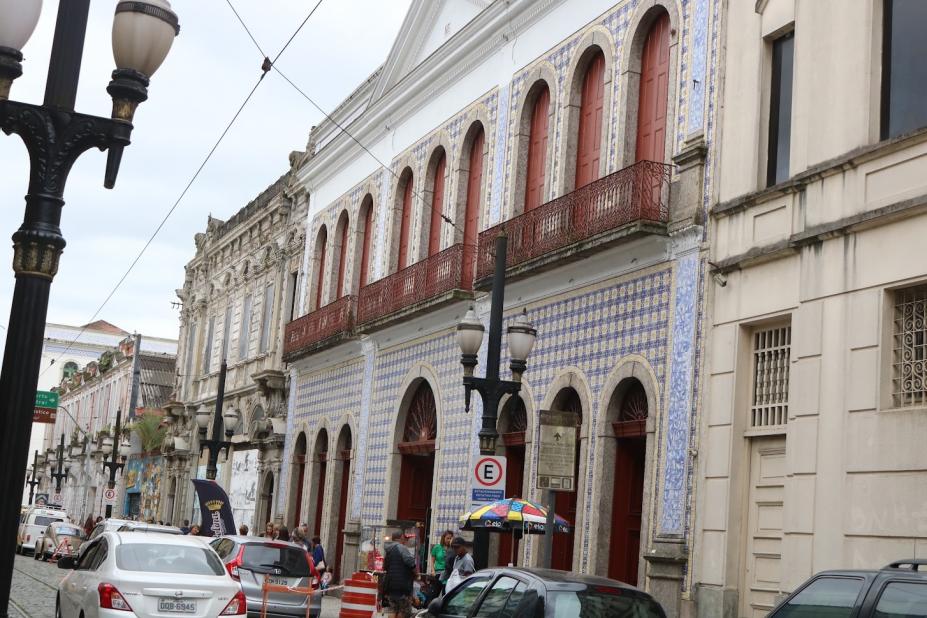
top-left (476, 160), bottom-right (672, 283)
top-left (282, 295), bottom-right (356, 361)
top-left (357, 243), bottom-right (475, 329)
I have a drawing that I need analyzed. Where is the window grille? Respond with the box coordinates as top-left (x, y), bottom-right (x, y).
top-left (892, 285), bottom-right (927, 407)
top-left (751, 325), bottom-right (791, 428)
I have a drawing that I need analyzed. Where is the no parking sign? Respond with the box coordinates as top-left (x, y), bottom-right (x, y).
top-left (470, 455), bottom-right (506, 509)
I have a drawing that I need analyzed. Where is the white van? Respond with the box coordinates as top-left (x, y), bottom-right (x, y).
top-left (17, 505), bottom-right (68, 555)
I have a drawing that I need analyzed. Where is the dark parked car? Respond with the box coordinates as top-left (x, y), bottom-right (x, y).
top-left (423, 567), bottom-right (666, 617)
top-left (768, 559), bottom-right (927, 617)
top-left (210, 535), bottom-right (321, 618)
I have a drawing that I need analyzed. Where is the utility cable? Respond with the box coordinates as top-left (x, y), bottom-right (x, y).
top-left (40, 1), bottom-right (327, 377)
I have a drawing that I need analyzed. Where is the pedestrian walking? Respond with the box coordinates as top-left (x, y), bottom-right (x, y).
top-left (238, 524), bottom-right (249, 536)
top-left (311, 536), bottom-right (326, 573)
top-left (83, 515), bottom-right (95, 537)
top-left (277, 525), bottom-right (290, 541)
top-left (445, 537), bottom-right (475, 593)
top-left (382, 531), bottom-right (416, 618)
top-left (264, 521), bottom-right (275, 539)
top-left (189, 524), bottom-right (201, 536)
top-left (180, 519), bottom-right (190, 535)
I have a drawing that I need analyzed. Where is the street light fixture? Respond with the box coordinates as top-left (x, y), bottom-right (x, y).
top-left (50, 434), bottom-right (70, 495)
top-left (0, 2), bottom-right (179, 613)
top-left (101, 408), bottom-right (127, 519)
top-left (24, 450), bottom-right (41, 505)
top-left (199, 360), bottom-right (233, 480)
top-left (456, 230), bottom-right (537, 567)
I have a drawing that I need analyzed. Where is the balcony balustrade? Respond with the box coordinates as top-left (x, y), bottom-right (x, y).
top-left (357, 243), bottom-right (474, 328)
top-left (476, 160), bottom-right (672, 282)
top-left (282, 295), bottom-right (356, 361)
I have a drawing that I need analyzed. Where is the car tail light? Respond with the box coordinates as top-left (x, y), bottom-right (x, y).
top-left (220, 589), bottom-right (247, 615)
top-left (98, 583), bottom-right (133, 612)
top-left (226, 545), bottom-right (245, 581)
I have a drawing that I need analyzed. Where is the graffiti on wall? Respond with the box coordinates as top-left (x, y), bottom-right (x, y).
top-left (124, 455), bottom-right (164, 522)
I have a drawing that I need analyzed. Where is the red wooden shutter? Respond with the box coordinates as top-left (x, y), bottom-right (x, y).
top-left (315, 231), bottom-right (326, 309)
top-left (524, 86), bottom-right (550, 212)
top-left (397, 175), bottom-right (413, 270)
top-left (313, 455), bottom-right (326, 538)
top-left (463, 129), bottom-right (484, 288)
top-left (359, 201), bottom-right (372, 287)
top-left (575, 52), bottom-right (605, 188)
top-left (428, 153), bottom-right (445, 256)
top-left (635, 13), bottom-right (670, 163)
top-left (336, 219), bottom-right (349, 298)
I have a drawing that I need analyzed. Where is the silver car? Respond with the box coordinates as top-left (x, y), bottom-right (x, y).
top-left (210, 536), bottom-right (321, 618)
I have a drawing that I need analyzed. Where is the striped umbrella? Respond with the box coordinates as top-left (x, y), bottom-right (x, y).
top-left (459, 497), bottom-right (572, 535)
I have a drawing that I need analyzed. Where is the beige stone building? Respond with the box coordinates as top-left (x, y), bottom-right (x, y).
top-left (166, 169), bottom-right (307, 531)
top-left (695, 1), bottom-right (927, 616)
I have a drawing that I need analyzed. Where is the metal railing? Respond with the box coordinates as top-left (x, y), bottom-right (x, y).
top-left (357, 243), bottom-right (473, 326)
top-left (476, 160), bottom-right (672, 280)
top-left (283, 295), bottom-right (356, 358)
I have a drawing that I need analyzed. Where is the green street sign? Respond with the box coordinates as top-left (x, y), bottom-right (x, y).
top-left (35, 390), bottom-right (59, 410)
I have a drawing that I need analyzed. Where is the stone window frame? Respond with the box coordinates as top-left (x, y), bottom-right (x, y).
top-left (331, 208), bottom-right (352, 300)
top-left (352, 192), bottom-right (376, 293)
top-left (419, 136), bottom-right (453, 261)
top-left (386, 162), bottom-right (417, 274)
top-left (308, 223), bottom-right (328, 312)
top-left (883, 283), bottom-right (927, 409)
top-left (556, 27), bottom-right (617, 195)
top-left (507, 62), bottom-right (560, 219)
top-left (450, 112), bottom-right (493, 246)
top-left (615, 1), bottom-right (682, 170)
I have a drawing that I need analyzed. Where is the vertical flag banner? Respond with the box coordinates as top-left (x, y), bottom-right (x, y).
top-left (191, 479), bottom-right (236, 537)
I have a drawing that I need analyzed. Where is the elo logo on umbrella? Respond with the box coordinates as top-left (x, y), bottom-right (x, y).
top-left (474, 457), bottom-right (504, 487)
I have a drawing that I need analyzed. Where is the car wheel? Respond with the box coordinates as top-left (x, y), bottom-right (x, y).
top-left (55, 595), bottom-right (62, 618)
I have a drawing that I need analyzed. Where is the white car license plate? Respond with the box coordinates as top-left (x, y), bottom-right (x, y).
top-left (158, 598), bottom-right (196, 613)
top-left (266, 575), bottom-right (292, 587)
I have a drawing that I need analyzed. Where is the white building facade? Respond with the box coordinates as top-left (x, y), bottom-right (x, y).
top-left (282, 0), bottom-right (722, 613)
top-left (695, 1), bottom-right (927, 616)
top-left (168, 171), bottom-right (307, 533)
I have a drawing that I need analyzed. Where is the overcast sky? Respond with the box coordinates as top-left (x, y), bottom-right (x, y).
top-left (0, 0), bottom-right (411, 348)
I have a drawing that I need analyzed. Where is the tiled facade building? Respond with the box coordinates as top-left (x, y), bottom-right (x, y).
top-left (280, 0), bottom-right (720, 613)
top-left (168, 170), bottom-right (308, 533)
top-left (695, 1), bottom-right (927, 617)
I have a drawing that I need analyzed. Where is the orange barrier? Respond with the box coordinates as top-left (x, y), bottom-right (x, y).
top-left (339, 572), bottom-right (378, 618)
top-left (259, 579), bottom-right (346, 618)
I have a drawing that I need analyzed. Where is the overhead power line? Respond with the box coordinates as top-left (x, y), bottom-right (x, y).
top-left (40, 1), bottom-right (327, 377)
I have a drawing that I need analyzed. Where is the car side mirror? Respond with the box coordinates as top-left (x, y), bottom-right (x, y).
top-left (427, 597), bottom-right (443, 616)
top-left (58, 556), bottom-right (76, 569)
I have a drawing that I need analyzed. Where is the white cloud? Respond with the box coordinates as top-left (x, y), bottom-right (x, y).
top-left (0, 0), bottom-right (411, 350)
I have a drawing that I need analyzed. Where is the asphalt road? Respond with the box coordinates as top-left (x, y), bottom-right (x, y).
top-left (9, 553), bottom-right (343, 617)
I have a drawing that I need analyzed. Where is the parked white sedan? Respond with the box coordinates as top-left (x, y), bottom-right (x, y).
top-left (56, 531), bottom-right (246, 617)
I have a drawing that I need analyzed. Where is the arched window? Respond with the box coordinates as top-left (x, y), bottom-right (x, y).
top-left (635, 12), bottom-right (670, 163)
top-left (358, 195), bottom-right (374, 288)
top-left (525, 84), bottom-right (551, 212)
top-left (62, 361), bottom-right (78, 381)
top-left (335, 212), bottom-right (350, 298)
top-left (462, 126), bottom-right (484, 288)
top-left (314, 226), bottom-right (328, 310)
top-left (397, 170), bottom-right (414, 270)
top-left (575, 50), bottom-right (606, 188)
top-left (428, 150), bottom-right (446, 256)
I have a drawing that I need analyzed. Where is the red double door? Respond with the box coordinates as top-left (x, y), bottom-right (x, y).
top-left (609, 437), bottom-right (645, 584)
top-left (397, 453), bottom-right (435, 523)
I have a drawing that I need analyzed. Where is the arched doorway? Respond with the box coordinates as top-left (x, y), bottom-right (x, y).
top-left (259, 472), bottom-right (274, 529)
top-left (607, 379), bottom-right (648, 584)
top-left (497, 395), bottom-right (528, 566)
top-left (550, 387), bottom-right (582, 571)
top-left (309, 429), bottom-right (329, 538)
top-left (396, 382), bottom-right (437, 535)
top-left (289, 433), bottom-right (307, 527)
top-left (332, 426), bottom-right (353, 582)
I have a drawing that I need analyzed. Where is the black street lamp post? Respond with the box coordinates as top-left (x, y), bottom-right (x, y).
top-left (101, 407), bottom-right (129, 519)
top-left (457, 231), bottom-right (537, 570)
top-left (50, 433), bottom-right (70, 494)
top-left (197, 360), bottom-right (235, 481)
top-left (24, 450), bottom-right (42, 505)
top-left (0, 3), bottom-right (178, 614)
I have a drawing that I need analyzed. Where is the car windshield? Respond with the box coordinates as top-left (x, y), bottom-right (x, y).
top-left (116, 543), bottom-right (225, 576)
top-left (548, 587), bottom-right (665, 617)
top-left (34, 516), bottom-right (63, 527)
top-left (55, 526), bottom-right (81, 536)
top-left (242, 543), bottom-right (311, 577)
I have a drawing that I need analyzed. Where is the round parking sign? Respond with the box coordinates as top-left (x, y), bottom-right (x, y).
top-left (474, 457), bottom-right (505, 487)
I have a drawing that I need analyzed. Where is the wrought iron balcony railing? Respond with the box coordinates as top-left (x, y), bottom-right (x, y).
top-left (476, 160), bottom-right (672, 281)
top-left (282, 295), bottom-right (356, 361)
top-left (357, 243), bottom-right (474, 327)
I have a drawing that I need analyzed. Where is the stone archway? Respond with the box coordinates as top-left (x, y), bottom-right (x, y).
top-left (395, 382), bottom-right (437, 526)
top-left (549, 387), bottom-right (583, 571)
top-left (308, 429), bottom-right (329, 538)
top-left (287, 433), bottom-right (307, 527)
top-left (331, 425), bottom-right (353, 582)
top-left (258, 471), bottom-right (275, 531)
